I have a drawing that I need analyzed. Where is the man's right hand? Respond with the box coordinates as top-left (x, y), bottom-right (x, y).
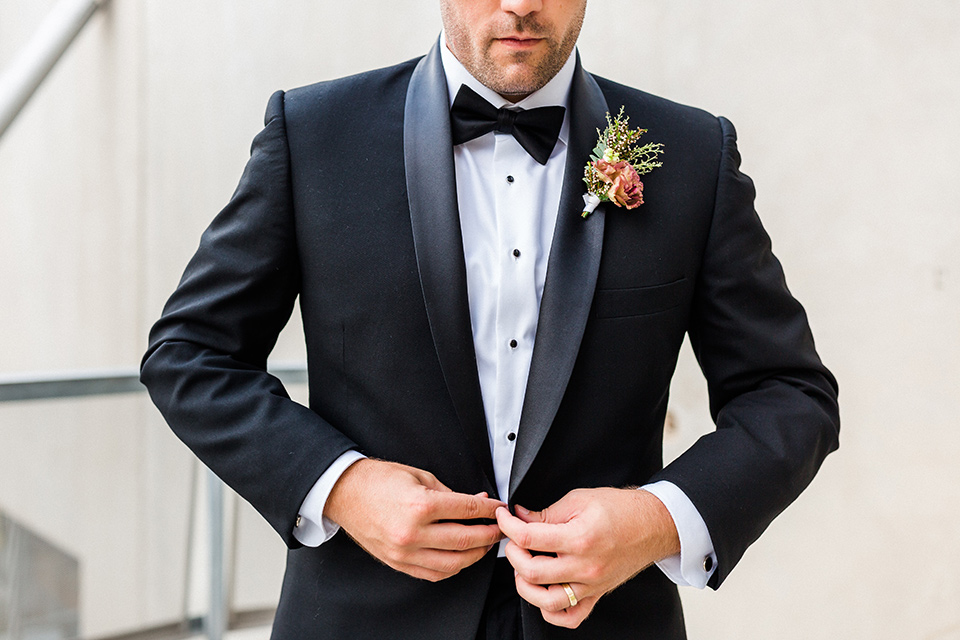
top-left (324, 458), bottom-right (504, 582)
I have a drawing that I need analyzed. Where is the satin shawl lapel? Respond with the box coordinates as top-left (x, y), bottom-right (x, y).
top-left (404, 42), bottom-right (497, 494)
top-left (509, 60), bottom-right (609, 499)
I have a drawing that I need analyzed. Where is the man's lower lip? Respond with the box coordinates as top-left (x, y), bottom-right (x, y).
top-left (497, 38), bottom-right (543, 48)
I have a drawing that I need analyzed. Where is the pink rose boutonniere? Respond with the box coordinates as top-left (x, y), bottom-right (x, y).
top-left (581, 107), bottom-right (664, 217)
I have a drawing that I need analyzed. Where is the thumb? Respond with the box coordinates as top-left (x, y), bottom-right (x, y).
top-left (514, 504), bottom-right (547, 523)
top-left (519, 493), bottom-right (582, 525)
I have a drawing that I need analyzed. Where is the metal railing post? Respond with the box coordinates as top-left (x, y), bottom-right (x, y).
top-left (0, 0), bottom-right (109, 140)
top-left (206, 470), bottom-right (226, 640)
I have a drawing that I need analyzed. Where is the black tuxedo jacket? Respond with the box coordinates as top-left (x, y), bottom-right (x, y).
top-left (142, 42), bottom-right (839, 640)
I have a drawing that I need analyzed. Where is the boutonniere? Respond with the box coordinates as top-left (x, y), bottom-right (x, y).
top-left (581, 107), bottom-right (664, 218)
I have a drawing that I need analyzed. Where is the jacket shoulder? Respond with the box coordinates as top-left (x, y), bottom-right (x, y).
top-left (591, 74), bottom-right (722, 145)
top-left (279, 57), bottom-right (421, 123)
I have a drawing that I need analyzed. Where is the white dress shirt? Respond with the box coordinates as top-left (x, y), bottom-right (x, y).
top-left (293, 37), bottom-right (717, 589)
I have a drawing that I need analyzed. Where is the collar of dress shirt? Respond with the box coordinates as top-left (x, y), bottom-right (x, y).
top-left (439, 32), bottom-right (575, 147)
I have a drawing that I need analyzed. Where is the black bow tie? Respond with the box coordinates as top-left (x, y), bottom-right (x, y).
top-left (449, 85), bottom-right (565, 165)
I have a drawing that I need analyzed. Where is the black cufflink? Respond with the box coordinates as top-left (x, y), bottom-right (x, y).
top-left (703, 556), bottom-right (714, 572)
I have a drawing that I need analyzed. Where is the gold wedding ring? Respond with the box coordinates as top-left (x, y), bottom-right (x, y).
top-left (561, 582), bottom-right (578, 607)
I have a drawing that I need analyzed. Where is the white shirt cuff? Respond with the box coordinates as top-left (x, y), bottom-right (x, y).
top-left (641, 480), bottom-right (717, 589)
top-left (293, 450), bottom-right (367, 547)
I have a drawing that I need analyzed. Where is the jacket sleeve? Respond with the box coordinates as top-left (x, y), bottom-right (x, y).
top-left (652, 116), bottom-right (840, 588)
top-left (140, 90), bottom-right (358, 548)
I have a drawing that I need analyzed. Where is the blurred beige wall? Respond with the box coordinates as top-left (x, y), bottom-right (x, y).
top-left (0, 1), bottom-right (957, 638)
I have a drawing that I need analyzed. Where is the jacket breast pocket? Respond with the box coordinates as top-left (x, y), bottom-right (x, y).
top-left (593, 277), bottom-right (688, 319)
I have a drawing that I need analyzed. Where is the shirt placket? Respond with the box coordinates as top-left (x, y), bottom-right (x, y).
top-left (490, 133), bottom-right (540, 501)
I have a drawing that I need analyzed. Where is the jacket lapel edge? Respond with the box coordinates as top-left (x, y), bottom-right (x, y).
top-left (510, 61), bottom-right (610, 499)
top-left (404, 42), bottom-right (497, 493)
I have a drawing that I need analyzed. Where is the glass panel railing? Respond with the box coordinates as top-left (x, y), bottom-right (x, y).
top-left (0, 512), bottom-right (80, 640)
top-left (0, 369), bottom-right (304, 640)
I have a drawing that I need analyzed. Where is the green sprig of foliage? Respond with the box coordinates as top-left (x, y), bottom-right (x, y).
top-left (583, 107), bottom-right (665, 199)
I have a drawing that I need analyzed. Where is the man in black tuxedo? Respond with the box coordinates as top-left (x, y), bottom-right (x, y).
top-left (141, 1), bottom-right (839, 638)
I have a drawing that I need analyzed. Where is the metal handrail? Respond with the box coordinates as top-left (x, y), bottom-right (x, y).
top-left (0, 368), bottom-right (144, 402)
top-left (0, 0), bottom-right (110, 140)
top-left (0, 365), bottom-right (308, 403)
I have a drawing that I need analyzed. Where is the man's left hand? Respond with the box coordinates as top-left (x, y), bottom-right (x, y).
top-left (495, 488), bottom-right (680, 629)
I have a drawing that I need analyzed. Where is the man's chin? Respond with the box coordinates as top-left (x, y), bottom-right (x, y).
top-left (483, 68), bottom-right (549, 100)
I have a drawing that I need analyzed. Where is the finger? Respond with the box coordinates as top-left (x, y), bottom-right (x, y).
top-left (496, 507), bottom-right (577, 554)
top-left (514, 575), bottom-right (588, 613)
top-left (540, 596), bottom-right (599, 629)
top-left (348, 534), bottom-right (454, 583)
top-left (427, 491), bottom-right (504, 521)
top-left (421, 522), bottom-right (503, 552)
top-left (504, 539), bottom-right (578, 586)
top-left (400, 544), bottom-right (494, 578)
top-left (388, 561), bottom-right (449, 583)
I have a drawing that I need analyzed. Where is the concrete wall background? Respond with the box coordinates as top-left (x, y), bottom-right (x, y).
top-left (0, 1), bottom-right (957, 638)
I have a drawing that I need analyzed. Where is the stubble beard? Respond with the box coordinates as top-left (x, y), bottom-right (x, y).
top-left (446, 11), bottom-right (584, 99)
